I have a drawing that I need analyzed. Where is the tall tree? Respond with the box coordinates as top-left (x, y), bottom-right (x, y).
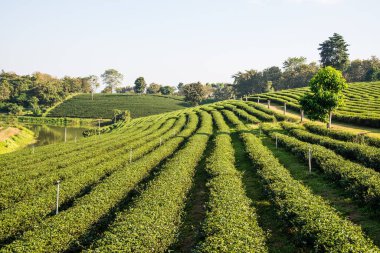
top-left (87, 75), bottom-right (100, 100)
top-left (183, 82), bottom-right (207, 105)
top-left (101, 69), bottom-right (123, 93)
top-left (133, 77), bottom-right (147, 94)
top-left (300, 66), bottom-right (347, 128)
top-left (319, 33), bottom-right (350, 71)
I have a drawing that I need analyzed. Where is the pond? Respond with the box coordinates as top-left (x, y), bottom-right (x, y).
top-left (24, 124), bottom-right (91, 146)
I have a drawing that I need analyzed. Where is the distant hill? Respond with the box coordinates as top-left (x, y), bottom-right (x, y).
top-left (47, 94), bottom-right (190, 119)
top-left (250, 81), bottom-right (380, 127)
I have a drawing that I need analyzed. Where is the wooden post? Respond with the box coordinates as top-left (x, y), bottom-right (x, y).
top-left (257, 97), bottom-right (260, 104)
top-left (64, 127), bottom-right (67, 143)
top-left (301, 109), bottom-right (304, 123)
top-left (267, 100), bottom-right (270, 109)
top-left (284, 103), bottom-right (287, 115)
top-left (56, 180), bottom-right (60, 215)
top-left (308, 146), bottom-right (312, 174)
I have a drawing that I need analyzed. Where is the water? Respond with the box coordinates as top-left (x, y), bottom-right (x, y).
top-left (24, 124), bottom-right (90, 146)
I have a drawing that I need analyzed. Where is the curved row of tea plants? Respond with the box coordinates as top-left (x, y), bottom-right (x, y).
top-left (0, 113), bottom-right (188, 244)
top-left (2, 113), bottom-right (200, 252)
top-left (221, 109), bottom-right (379, 252)
top-left (262, 123), bottom-right (380, 209)
top-left (89, 111), bottom-right (212, 252)
top-left (280, 122), bottom-right (380, 172)
top-left (0, 115), bottom-right (179, 210)
top-left (250, 81), bottom-right (380, 127)
top-left (303, 122), bottom-right (380, 148)
top-left (196, 110), bottom-right (267, 253)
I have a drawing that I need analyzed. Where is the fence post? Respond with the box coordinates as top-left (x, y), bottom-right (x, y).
top-left (308, 146), bottom-right (312, 174)
top-left (56, 180), bottom-right (60, 215)
top-left (284, 103), bottom-right (287, 115)
top-left (267, 100), bottom-right (270, 109)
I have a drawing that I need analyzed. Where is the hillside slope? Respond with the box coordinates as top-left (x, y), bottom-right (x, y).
top-left (2, 101), bottom-right (380, 252)
top-left (47, 93), bottom-right (189, 119)
top-left (251, 81), bottom-right (380, 127)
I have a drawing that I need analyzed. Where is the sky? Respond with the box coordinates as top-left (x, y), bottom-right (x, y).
top-left (1, 0), bottom-right (379, 88)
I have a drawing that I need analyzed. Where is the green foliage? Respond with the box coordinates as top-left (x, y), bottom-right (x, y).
top-left (112, 109), bottom-right (131, 123)
top-left (101, 69), bottom-right (123, 93)
top-left (91, 112), bottom-right (210, 252)
top-left (319, 33), bottom-right (350, 71)
top-left (304, 122), bottom-right (380, 148)
top-left (0, 71), bottom-right (92, 114)
top-left (251, 81), bottom-right (380, 127)
top-left (146, 83), bottom-right (161, 94)
top-left (48, 93), bottom-right (188, 119)
top-left (264, 123), bottom-right (380, 210)
top-left (159, 85), bottom-right (175, 95)
top-left (282, 123), bottom-right (380, 171)
top-left (300, 66), bottom-right (347, 124)
top-left (213, 84), bottom-right (235, 100)
top-left (183, 82), bottom-right (208, 105)
top-left (196, 110), bottom-right (267, 252)
top-left (220, 112), bottom-right (378, 252)
top-left (0, 113), bottom-right (188, 249)
top-left (133, 76), bottom-right (147, 94)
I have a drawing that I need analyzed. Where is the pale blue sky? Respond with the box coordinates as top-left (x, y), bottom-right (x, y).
top-left (1, 0), bottom-right (379, 87)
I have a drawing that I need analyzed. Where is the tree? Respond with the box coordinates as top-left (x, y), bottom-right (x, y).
top-left (214, 84), bottom-right (235, 100)
top-left (177, 82), bottom-right (184, 95)
top-left (183, 82), bottom-right (207, 105)
top-left (87, 75), bottom-right (100, 100)
top-left (146, 83), bottom-right (161, 94)
top-left (101, 86), bottom-right (112, 93)
top-left (319, 33), bottom-right (350, 71)
top-left (101, 69), bottom-right (123, 93)
top-left (262, 66), bottom-right (282, 90)
top-left (279, 59), bottom-right (319, 90)
top-left (112, 109), bottom-right (131, 123)
top-left (283, 57), bottom-right (307, 71)
top-left (159, 85), bottom-right (175, 95)
top-left (133, 77), bottom-right (147, 94)
top-left (300, 66), bottom-right (347, 128)
top-left (232, 70), bottom-right (263, 96)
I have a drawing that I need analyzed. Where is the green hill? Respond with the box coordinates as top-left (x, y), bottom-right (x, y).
top-left (47, 93), bottom-right (189, 119)
top-left (250, 81), bottom-right (380, 127)
top-left (3, 101), bottom-right (380, 251)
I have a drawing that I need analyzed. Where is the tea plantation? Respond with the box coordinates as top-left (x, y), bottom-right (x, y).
top-left (47, 93), bottom-right (189, 119)
top-left (2, 99), bottom-right (380, 252)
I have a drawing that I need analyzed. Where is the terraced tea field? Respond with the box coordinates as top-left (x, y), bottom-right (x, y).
top-left (2, 100), bottom-right (380, 252)
top-left (250, 81), bottom-right (380, 127)
top-left (47, 93), bottom-right (189, 119)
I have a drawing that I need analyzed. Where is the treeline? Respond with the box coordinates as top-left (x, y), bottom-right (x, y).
top-left (0, 71), bottom-right (93, 115)
top-left (233, 33), bottom-right (380, 97)
top-left (232, 56), bottom-right (380, 97)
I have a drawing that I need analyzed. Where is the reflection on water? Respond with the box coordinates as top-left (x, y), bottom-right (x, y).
top-left (24, 124), bottom-right (90, 146)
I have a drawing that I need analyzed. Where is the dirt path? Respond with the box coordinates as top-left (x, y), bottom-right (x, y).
top-left (0, 127), bottom-right (21, 142)
top-left (261, 103), bottom-right (380, 138)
